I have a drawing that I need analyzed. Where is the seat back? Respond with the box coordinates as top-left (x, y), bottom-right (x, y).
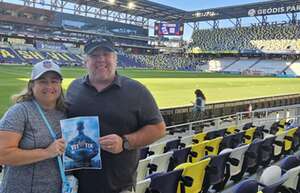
top-left (233, 179), bottom-right (258, 193)
top-left (168, 147), bottom-right (191, 171)
top-left (229, 144), bottom-right (249, 176)
top-left (205, 137), bottom-right (223, 156)
top-left (137, 157), bottom-right (152, 182)
top-left (283, 165), bottom-right (300, 190)
top-left (164, 138), bottom-right (181, 153)
top-left (284, 127), bottom-right (298, 152)
top-left (244, 139), bottom-right (263, 173)
top-left (136, 178), bottom-right (151, 193)
top-left (292, 127), bottom-right (300, 151)
top-left (192, 132), bottom-right (206, 144)
top-left (205, 128), bottom-right (226, 140)
top-left (260, 166), bottom-right (288, 193)
top-left (226, 126), bottom-right (238, 135)
top-left (260, 165), bottom-right (282, 186)
top-left (244, 127), bottom-right (256, 144)
top-left (243, 122), bottom-right (253, 130)
top-left (253, 125), bottom-right (265, 139)
top-left (140, 146), bottom-right (150, 160)
top-left (269, 121), bottom-right (280, 135)
top-left (270, 119), bottom-right (286, 135)
top-left (149, 169), bottom-right (183, 193)
top-left (273, 131), bottom-right (286, 157)
top-left (231, 131), bottom-right (245, 148)
top-left (219, 134), bottom-right (235, 153)
top-left (205, 150), bottom-right (232, 187)
top-left (180, 135), bottom-right (194, 148)
top-left (149, 152), bottom-right (173, 174)
top-left (279, 155), bottom-right (300, 171)
top-left (259, 135), bottom-right (275, 166)
top-left (149, 142), bottom-right (166, 156)
top-left (189, 142), bottom-right (207, 163)
top-left (175, 158), bottom-right (211, 193)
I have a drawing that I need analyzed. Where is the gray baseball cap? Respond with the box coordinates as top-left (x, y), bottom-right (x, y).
top-left (31, 60), bottom-right (62, 80)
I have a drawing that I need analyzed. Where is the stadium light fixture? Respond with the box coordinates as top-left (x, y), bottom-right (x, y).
top-left (107, 0), bottom-right (115, 4)
top-left (128, 2), bottom-right (135, 9)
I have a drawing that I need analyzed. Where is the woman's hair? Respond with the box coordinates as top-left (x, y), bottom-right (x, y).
top-left (11, 80), bottom-right (66, 112)
top-left (194, 89), bottom-right (206, 100)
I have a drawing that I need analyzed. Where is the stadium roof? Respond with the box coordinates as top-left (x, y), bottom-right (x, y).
top-left (63, 0), bottom-right (300, 22)
top-left (184, 0), bottom-right (300, 22)
top-left (64, 0), bottom-right (186, 21)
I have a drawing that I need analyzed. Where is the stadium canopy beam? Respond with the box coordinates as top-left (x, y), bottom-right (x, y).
top-left (287, 13), bottom-right (298, 24)
top-left (213, 20), bottom-right (219, 29)
top-left (262, 15), bottom-right (268, 24)
top-left (254, 15), bottom-right (268, 24)
top-left (236, 18), bottom-right (242, 28)
top-left (193, 22), bottom-right (200, 31)
top-left (19, 0), bottom-right (151, 28)
top-left (228, 18), bottom-right (242, 28)
top-left (292, 13), bottom-right (298, 24)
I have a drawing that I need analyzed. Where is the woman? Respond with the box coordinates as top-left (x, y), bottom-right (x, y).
top-left (193, 89), bottom-right (206, 113)
top-left (0, 60), bottom-right (66, 193)
top-left (192, 89), bottom-right (206, 122)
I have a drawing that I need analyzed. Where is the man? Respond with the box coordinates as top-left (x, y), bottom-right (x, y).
top-left (66, 37), bottom-right (166, 193)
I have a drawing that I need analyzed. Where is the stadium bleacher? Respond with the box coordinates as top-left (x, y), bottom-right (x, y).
top-left (191, 25), bottom-right (300, 52)
top-left (135, 104), bottom-right (300, 193)
top-left (224, 58), bottom-right (260, 73)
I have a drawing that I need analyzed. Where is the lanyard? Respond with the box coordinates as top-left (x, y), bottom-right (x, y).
top-left (33, 100), bottom-right (69, 192)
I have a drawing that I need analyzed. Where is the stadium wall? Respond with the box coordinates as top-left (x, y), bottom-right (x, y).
top-left (162, 94), bottom-right (300, 126)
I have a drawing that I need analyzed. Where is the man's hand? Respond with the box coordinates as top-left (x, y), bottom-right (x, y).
top-left (100, 134), bottom-right (123, 154)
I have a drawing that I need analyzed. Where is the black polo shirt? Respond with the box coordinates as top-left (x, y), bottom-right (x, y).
top-left (66, 74), bottom-right (163, 193)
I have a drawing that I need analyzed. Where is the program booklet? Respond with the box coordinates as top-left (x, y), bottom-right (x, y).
top-left (60, 116), bottom-right (102, 171)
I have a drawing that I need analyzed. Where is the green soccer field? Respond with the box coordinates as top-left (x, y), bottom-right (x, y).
top-left (0, 65), bottom-right (300, 117)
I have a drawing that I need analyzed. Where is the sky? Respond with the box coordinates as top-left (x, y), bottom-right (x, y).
top-left (150, 0), bottom-right (272, 39)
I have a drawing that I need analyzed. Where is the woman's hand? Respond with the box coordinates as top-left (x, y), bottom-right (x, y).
top-left (45, 138), bottom-right (65, 158)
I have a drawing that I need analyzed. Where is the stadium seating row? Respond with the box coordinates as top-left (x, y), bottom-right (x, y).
top-left (191, 25), bottom-right (300, 52)
top-left (135, 115), bottom-right (300, 193)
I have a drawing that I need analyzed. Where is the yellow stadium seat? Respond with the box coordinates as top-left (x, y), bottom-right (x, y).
top-left (244, 127), bottom-right (256, 144)
top-left (175, 158), bottom-right (211, 193)
top-left (205, 137), bottom-right (223, 156)
top-left (188, 142), bottom-right (207, 163)
top-left (226, 126), bottom-right (238, 135)
top-left (192, 132), bottom-right (206, 144)
top-left (278, 119), bottom-right (286, 133)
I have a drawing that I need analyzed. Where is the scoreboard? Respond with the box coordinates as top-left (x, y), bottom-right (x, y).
top-left (154, 22), bottom-right (184, 36)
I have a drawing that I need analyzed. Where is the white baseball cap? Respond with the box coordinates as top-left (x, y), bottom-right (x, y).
top-left (31, 60), bottom-right (62, 80)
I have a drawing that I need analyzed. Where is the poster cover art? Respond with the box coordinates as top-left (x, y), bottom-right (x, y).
top-left (60, 116), bottom-right (101, 171)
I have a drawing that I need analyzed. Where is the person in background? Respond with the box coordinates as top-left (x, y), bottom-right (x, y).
top-left (66, 37), bottom-right (166, 193)
top-left (192, 89), bottom-right (206, 122)
top-left (0, 60), bottom-right (66, 193)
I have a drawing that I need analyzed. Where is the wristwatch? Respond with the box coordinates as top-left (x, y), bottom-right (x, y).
top-left (122, 135), bottom-right (130, 151)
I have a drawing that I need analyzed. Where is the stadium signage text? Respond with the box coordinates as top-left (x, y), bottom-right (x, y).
top-left (248, 4), bottom-right (300, 17)
top-left (192, 11), bottom-right (219, 18)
